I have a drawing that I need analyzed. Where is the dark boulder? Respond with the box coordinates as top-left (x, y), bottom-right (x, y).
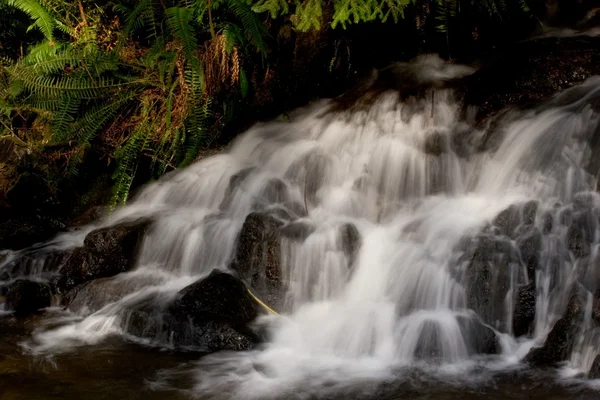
top-left (280, 220), bottom-right (316, 242)
top-left (219, 167), bottom-right (255, 211)
top-left (522, 200), bottom-right (538, 225)
top-left (493, 205), bottom-right (521, 237)
top-left (516, 227), bottom-right (542, 281)
top-left (542, 211), bottom-right (554, 234)
top-left (462, 234), bottom-right (520, 332)
top-left (338, 223), bottom-right (362, 269)
top-left (567, 223), bottom-right (591, 259)
top-left (513, 282), bottom-right (536, 337)
top-left (169, 269), bottom-right (257, 324)
top-left (54, 219), bottom-right (151, 293)
top-left (231, 212), bottom-right (283, 290)
top-left (457, 315), bottom-right (500, 355)
top-left (5, 280), bottom-right (52, 316)
top-left (123, 270), bottom-right (258, 351)
top-left (525, 286), bottom-right (586, 366)
top-left (589, 355), bottom-right (600, 379)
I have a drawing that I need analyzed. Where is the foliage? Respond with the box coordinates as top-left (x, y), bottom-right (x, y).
top-left (1, 0), bottom-right (533, 208)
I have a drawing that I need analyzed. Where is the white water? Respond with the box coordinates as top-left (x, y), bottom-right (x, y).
top-left (3, 61), bottom-right (600, 399)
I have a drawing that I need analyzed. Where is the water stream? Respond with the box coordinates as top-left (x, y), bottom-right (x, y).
top-left (3, 58), bottom-right (600, 399)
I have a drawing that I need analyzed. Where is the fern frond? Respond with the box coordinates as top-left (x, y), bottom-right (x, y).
top-left (166, 6), bottom-right (198, 63)
top-left (179, 95), bottom-right (211, 167)
top-left (7, 0), bottom-right (56, 41)
top-left (294, 0), bottom-right (323, 31)
top-left (57, 91), bottom-right (137, 143)
top-left (228, 0), bottom-right (268, 57)
top-left (251, 0), bottom-right (289, 18)
top-left (110, 111), bottom-right (153, 207)
top-left (51, 96), bottom-right (79, 136)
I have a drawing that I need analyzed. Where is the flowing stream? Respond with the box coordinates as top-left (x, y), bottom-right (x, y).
top-left (3, 58), bottom-right (600, 399)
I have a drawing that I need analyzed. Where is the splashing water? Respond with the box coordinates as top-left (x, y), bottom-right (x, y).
top-left (3, 59), bottom-right (600, 399)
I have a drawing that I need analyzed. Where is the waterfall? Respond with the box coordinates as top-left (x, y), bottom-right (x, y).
top-left (3, 58), bottom-right (600, 399)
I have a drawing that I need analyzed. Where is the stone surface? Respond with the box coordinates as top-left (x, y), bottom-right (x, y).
top-left (513, 282), bottom-right (536, 337)
top-left (122, 270), bottom-right (259, 352)
top-left (54, 219), bottom-right (151, 294)
top-left (457, 315), bottom-right (500, 355)
top-left (493, 205), bottom-right (521, 237)
top-left (525, 286), bottom-right (586, 366)
top-left (589, 355), bottom-right (600, 379)
top-left (231, 212), bottom-right (283, 289)
top-left (517, 227), bottom-right (542, 281)
top-left (5, 280), bottom-right (52, 316)
top-left (462, 234), bottom-right (519, 332)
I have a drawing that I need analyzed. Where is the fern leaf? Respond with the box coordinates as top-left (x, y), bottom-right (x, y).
top-left (251, 0), bottom-right (289, 18)
top-left (228, 0), bottom-right (268, 57)
top-left (7, 0), bottom-right (56, 41)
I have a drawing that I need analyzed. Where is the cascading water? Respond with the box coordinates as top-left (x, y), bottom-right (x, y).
top-left (3, 56), bottom-right (600, 399)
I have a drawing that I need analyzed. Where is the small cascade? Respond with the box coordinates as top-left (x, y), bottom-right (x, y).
top-left (3, 56), bottom-right (600, 398)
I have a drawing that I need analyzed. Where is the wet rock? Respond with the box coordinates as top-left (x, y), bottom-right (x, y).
top-left (54, 219), bottom-right (151, 293)
top-left (493, 205), bottom-right (521, 237)
top-left (457, 315), bottom-right (500, 355)
top-left (123, 270), bottom-right (258, 351)
top-left (593, 297), bottom-right (600, 326)
top-left (542, 211), bottom-right (554, 234)
top-left (0, 217), bottom-right (66, 251)
top-left (522, 201), bottom-right (538, 225)
top-left (280, 220), bottom-right (316, 242)
top-left (170, 270), bottom-right (258, 324)
top-left (559, 207), bottom-right (573, 226)
top-left (338, 223), bottom-right (361, 269)
top-left (63, 277), bottom-right (142, 313)
top-left (219, 167), bottom-right (255, 211)
top-left (424, 132), bottom-right (450, 156)
top-left (525, 286), bottom-right (586, 366)
top-left (462, 234), bottom-right (520, 332)
top-left (231, 212), bottom-right (283, 290)
top-left (513, 282), bottom-right (536, 337)
top-left (589, 355), bottom-right (600, 379)
top-left (6, 280), bottom-right (51, 316)
top-left (259, 179), bottom-right (289, 205)
top-left (567, 223), bottom-right (591, 259)
top-left (517, 227), bottom-right (542, 281)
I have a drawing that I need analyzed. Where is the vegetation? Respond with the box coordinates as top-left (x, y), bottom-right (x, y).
top-left (0, 0), bottom-right (535, 208)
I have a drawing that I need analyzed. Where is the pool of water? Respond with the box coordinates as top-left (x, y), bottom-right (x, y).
top-left (2, 312), bottom-right (600, 400)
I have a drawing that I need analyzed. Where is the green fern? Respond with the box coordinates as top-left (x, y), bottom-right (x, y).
top-left (251, 0), bottom-right (289, 18)
top-left (294, 0), bottom-right (323, 31)
top-left (179, 95), bottom-right (211, 167)
top-left (7, 0), bottom-right (56, 41)
top-left (228, 0), bottom-right (268, 57)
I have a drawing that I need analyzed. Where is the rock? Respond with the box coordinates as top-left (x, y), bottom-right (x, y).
top-left (513, 282), bottom-right (536, 337)
top-left (542, 211), bottom-right (554, 234)
top-left (170, 270), bottom-right (258, 324)
top-left (525, 286), bottom-right (586, 366)
top-left (6, 280), bottom-right (51, 316)
top-left (231, 212), bottom-right (283, 289)
top-left (338, 223), bottom-right (361, 269)
top-left (462, 234), bottom-right (519, 332)
top-left (589, 355), bottom-right (600, 379)
top-left (219, 168), bottom-right (255, 211)
top-left (457, 315), bottom-right (500, 355)
top-left (593, 297), bottom-right (600, 326)
top-left (280, 220), bottom-right (316, 242)
top-left (567, 223), bottom-right (591, 259)
top-left (522, 200), bottom-right (538, 225)
top-left (54, 219), bottom-right (151, 293)
top-left (0, 217), bottom-right (66, 251)
top-left (517, 227), bottom-right (542, 281)
top-left (493, 205), bottom-right (521, 237)
top-left (123, 270), bottom-right (258, 351)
